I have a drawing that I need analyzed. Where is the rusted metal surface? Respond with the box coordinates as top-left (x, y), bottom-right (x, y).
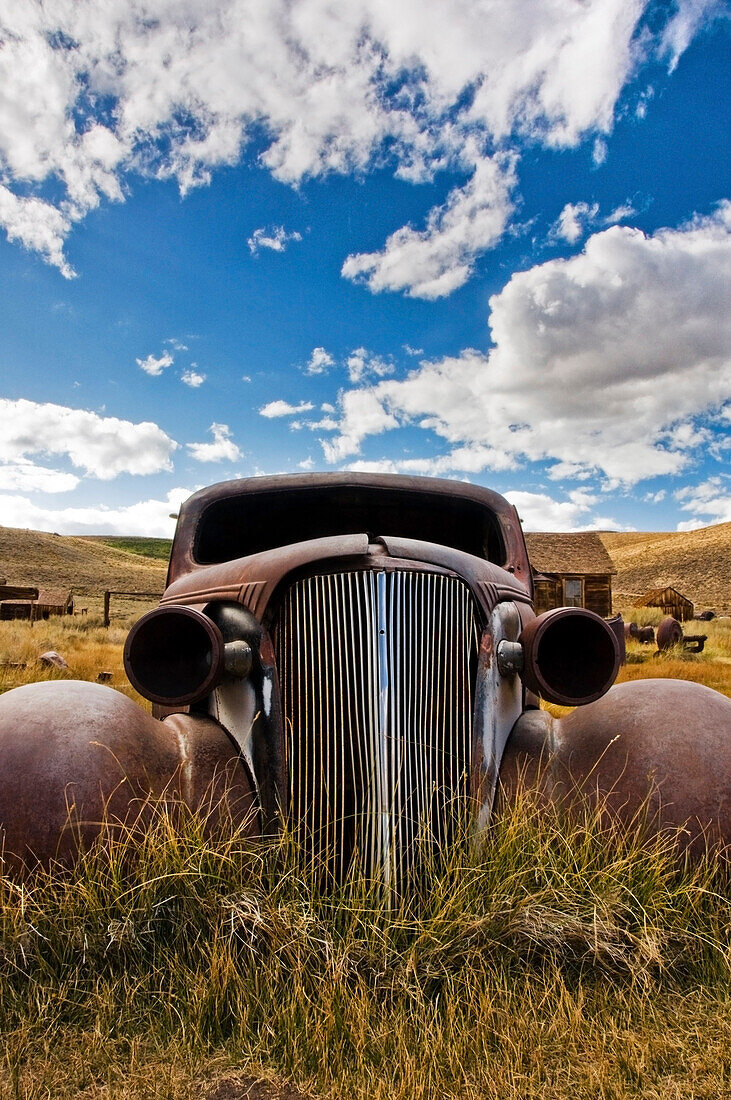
top-left (125, 605), bottom-right (227, 706)
top-left (657, 615), bottom-right (683, 651)
top-left (519, 607), bottom-right (620, 706)
top-left (499, 679), bottom-right (731, 849)
top-left (166, 472), bottom-right (532, 588)
top-left (604, 614), bottom-right (626, 665)
top-left (0, 680), bottom-right (257, 871)
top-left (625, 620), bottom-right (657, 646)
top-left (655, 616), bottom-right (708, 654)
top-left (160, 533), bottom-right (531, 625)
top-left (471, 602), bottom-right (524, 830)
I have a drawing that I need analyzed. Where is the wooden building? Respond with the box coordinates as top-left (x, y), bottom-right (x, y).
top-left (0, 600), bottom-right (33, 621)
top-left (634, 587), bottom-right (693, 622)
top-left (0, 586), bottom-right (72, 621)
top-left (34, 588), bottom-right (74, 618)
top-left (524, 533), bottom-right (616, 618)
top-left (0, 584), bottom-right (38, 620)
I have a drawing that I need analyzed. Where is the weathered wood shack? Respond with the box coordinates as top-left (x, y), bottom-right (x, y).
top-left (0, 586), bottom-right (72, 620)
top-left (0, 601), bottom-right (33, 621)
top-left (35, 588), bottom-right (74, 618)
top-left (635, 587), bottom-right (693, 622)
top-left (524, 533), bottom-right (616, 618)
top-left (0, 585), bottom-right (38, 620)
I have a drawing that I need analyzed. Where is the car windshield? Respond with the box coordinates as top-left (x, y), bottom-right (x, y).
top-left (192, 482), bottom-right (507, 564)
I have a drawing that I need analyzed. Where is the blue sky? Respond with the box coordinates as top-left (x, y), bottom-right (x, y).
top-left (0, 0), bottom-right (729, 535)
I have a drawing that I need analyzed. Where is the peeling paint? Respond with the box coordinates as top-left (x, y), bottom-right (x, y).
top-left (174, 726), bottom-right (193, 806)
top-left (262, 674), bottom-right (272, 717)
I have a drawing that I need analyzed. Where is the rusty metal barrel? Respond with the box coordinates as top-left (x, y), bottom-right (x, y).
top-left (657, 616), bottom-right (683, 651)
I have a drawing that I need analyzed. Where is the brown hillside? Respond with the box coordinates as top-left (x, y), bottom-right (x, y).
top-left (1, 521), bottom-right (728, 610)
top-left (600, 522), bottom-right (731, 611)
top-left (0, 526), bottom-right (167, 596)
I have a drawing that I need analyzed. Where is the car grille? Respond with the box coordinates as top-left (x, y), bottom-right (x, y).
top-left (274, 570), bottom-right (480, 888)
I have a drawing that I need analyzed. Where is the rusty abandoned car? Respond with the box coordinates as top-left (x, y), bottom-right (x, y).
top-left (0, 473), bottom-right (729, 879)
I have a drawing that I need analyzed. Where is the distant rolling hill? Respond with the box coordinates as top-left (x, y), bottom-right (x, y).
top-left (600, 523), bottom-right (731, 611)
top-left (0, 527), bottom-right (168, 595)
top-left (0, 522), bottom-right (728, 610)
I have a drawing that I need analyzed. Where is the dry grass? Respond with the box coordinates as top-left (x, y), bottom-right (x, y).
top-left (601, 523), bottom-right (731, 612)
top-left (0, 611), bottom-right (154, 707)
top-left (615, 608), bottom-right (731, 699)
top-left (0, 787), bottom-right (729, 1100)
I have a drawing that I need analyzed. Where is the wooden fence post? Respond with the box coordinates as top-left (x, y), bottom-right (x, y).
top-left (104, 590), bottom-right (111, 628)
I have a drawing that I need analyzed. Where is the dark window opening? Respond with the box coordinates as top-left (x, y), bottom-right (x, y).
top-left (193, 484), bottom-right (506, 565)
top-left (563, 577), bottom-right (583, 607)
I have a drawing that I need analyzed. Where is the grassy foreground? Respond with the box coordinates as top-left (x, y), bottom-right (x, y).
top-left (0, 790), bottom-right (729, 1100)
top-left (0, 613), bottom-right (729, 1097)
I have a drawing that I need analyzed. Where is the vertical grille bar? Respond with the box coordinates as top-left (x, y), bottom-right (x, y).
top-left (276, 569), bottom-right (479, 886)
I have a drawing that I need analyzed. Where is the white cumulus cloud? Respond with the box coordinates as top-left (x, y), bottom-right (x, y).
top-left (187, 422), bottom-right (241, 462)
top-left (0, 399), bottom-right (178, 478)
top-left (0, 461), bottom-right (79, 493)
top-left (0, 0), bottom-right (716, 286)
top-left (137, 351), bottom-right (174, 376)
top-left (320, 204), bottom-right (731, 486)
top-left (181, 368), bottom-right (206, 387)
top-left (305, 347), bottom-right (335, 375)
top-left (0, 186), bottom-right (76, 278)
top-left (505, 490), bottom-right (617, 532)
top-left (346, 348), bottom-right (394, 384)
top-left (550, 201), bottom-right (600, 244)
top-left (675, 476), bottom-right (731, 529)
top-left (342, 153), bottom-right (517, 298)
top-left (0, 488), bottom-right (195, 537)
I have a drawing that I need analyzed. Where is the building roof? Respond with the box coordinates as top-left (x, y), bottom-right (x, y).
top-left (35, 588), bottom-right (73, 607)
top-left (524, 532), bottom-right (616, 576)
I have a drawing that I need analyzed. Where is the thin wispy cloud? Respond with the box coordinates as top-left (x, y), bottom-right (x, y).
top-left (259, 400), bottom-right (315, 418)
top-left (248, 226), bottom-right (302, 255)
